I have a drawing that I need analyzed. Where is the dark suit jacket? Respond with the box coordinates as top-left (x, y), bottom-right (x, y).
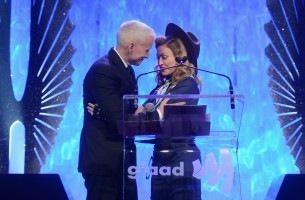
top-left (78, 48), bottom-right (136, 175)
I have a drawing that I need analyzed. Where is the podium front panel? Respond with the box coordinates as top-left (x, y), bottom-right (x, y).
top-left (122, 94), bottom-right (244, 200)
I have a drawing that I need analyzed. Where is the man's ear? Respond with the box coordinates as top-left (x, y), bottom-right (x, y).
top-left (128, 42), bottom-right (135, 53)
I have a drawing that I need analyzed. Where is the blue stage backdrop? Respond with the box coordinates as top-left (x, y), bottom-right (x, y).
top-left (1, 0), bottom-right (303, 199)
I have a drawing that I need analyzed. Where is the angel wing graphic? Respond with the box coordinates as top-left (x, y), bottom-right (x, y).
top-left (265, 0), bottom-right (305, 172)
top-left (0, 0), bottom-right (75, 173)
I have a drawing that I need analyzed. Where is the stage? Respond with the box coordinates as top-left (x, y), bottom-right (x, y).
top-left (0, 0), bottom-right (304, 199)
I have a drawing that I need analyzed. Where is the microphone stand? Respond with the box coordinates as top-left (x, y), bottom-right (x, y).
top-left (174, 56), bottom-right (235, 109)
top-left (178, 64), bottom-right (235, 110)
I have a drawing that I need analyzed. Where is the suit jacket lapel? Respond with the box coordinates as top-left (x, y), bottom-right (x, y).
top-left (108, 48), bottom-right (136, 91)
top-left (109, 49), bottom-right (134, 77)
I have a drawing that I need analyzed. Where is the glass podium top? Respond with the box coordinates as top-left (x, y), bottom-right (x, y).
top-left (122, 94), bottom-right (244, 139)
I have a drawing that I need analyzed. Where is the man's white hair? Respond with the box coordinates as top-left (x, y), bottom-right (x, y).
top-left (116, 20), bottom-right (155, 48)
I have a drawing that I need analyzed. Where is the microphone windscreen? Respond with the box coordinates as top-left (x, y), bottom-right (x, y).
top-left (145, 103), bottom-right (155, 112)
top-left (175, 56), bottom-right (188, 64)
top-left (181, 56), bottom-right (188, 63)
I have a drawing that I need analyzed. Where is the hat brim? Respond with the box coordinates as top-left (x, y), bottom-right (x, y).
top-left (165, 23), bottom-right (198, 67)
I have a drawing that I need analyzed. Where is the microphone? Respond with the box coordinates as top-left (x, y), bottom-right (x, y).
top-left (134, 85), bottom-right (138, 109)
top-left (175, 56), bottom-right (188, 65)
top-left (144, 102), bottom-right (155, 120)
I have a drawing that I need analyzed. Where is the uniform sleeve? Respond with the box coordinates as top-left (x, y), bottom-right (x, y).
top-left (167, 77), bottom-right (199, 105)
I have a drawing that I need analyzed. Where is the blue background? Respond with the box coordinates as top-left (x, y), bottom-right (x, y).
top-left (9, 0), bottom-right (299, 199)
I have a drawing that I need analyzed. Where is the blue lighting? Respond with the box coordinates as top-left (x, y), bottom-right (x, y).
top-left (10, 0), bottom-right (30, 101)
top-left (8, 0), bottom-right (300, 199)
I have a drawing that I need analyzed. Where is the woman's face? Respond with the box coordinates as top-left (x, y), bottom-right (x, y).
top-left (156, 44), bottom-right (177, 76)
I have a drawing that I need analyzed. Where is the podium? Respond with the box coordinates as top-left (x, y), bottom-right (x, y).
top-left (122, 94), bottom-right (244, 200)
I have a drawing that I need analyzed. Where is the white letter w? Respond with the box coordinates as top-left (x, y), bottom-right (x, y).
top-left (192, 147), bottom-right (234, 194)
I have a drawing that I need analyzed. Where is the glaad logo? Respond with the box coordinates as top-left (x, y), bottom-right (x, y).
top-left (127, 162), bottom-right (184, 179)
top-left (127, 147), bottom-right (234, 194)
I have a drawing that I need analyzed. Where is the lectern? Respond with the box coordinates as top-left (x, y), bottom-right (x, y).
top-left (122, 94), bottom-right (244, 200)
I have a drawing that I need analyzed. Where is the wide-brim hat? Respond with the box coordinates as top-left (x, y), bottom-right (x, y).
top-left (165, 23), bottom-right (200, 67)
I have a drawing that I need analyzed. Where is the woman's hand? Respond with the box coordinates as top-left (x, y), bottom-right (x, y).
top-left (135, 106), bottom-right (145, 115)
top-left (87, 103), bottom-right (96, 116)
top-left (87, 103), bottom-right (101, 119)
top-left (158, 98), bottom-right (186, 119)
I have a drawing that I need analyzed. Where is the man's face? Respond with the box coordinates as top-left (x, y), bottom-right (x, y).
top-left (128, 36), bottom-right (154, 66)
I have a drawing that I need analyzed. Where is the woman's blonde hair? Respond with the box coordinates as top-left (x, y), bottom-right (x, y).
top-left (154, 35), bottom-right (202, 91)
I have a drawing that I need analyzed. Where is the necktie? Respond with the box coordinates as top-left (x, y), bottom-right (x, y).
top-left (127, 65), bottom-right (135, 79)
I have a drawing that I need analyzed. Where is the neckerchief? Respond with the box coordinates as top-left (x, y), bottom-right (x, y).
top-left (154, 79), bottom-right (172, 108)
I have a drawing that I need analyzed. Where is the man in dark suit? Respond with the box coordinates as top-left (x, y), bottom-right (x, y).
top-left (78, 20), bottom-right (155, 200)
